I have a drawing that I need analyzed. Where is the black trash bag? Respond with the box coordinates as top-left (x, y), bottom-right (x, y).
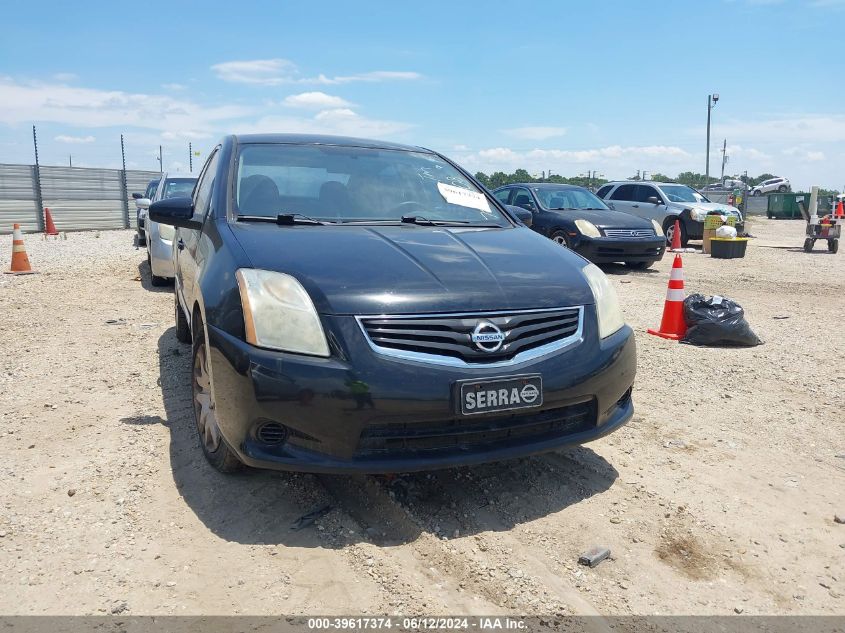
top-left (681, 293), bottom-right (763, 347)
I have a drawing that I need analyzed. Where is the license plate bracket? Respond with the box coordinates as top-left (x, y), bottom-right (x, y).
top-left (456, 374), bottom-right (543, 416)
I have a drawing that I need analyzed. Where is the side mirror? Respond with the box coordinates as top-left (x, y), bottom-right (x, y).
top-left (149, 196), bottom-right (202, 229)
top-left (506, 205), bottom-right (533, 228)
top-left (647, 196), bottom-right (661, 205)
top-left (136, 197), bottom-right (151, 209)
top-left (132, 192), bottom-right (143, 200)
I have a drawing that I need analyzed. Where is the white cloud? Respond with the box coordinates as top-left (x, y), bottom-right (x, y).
top-left (782, 146), bottom-right (825, 161)
top-left (283, 91), bottom-right (352, 109)
top-left (233, 108), bottom-right (414, 139)
top-left (53, 73), bottom-right (77, 82)
top-left (161, 83), bottom-right (186, 91)
top-left (211, 58), bottom-right (421, 86)
top-left (0, 78), bottom-right (256, 135)
top-left (502, 126), bottom-right (567, 140)
top-left (54, 134), bottom-right (95, 144)
top-left (713, 114), bottom-right (845, 143)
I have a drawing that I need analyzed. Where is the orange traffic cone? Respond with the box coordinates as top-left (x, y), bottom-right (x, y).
top-left (669, 218), bottom-right (682, 251)
top-left (647, 254), bottom-right (687, 340)
top-left (5, 224), bottom-right (36, 275)
top-left (44, 208), bottom-right (59, 236)
top-left (835, 200), bottom-right (844, 220)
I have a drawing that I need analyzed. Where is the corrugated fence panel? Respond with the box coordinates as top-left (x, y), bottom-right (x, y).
top-left (41, 166), bottom-right (124, 231)
top-left (0, 164), bottom-right (39, 233)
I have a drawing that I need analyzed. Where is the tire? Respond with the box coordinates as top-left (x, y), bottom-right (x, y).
top-left (550, 230), bottom-right (571, 248)
top-left (192, 318), bottom-right (242, 473)
top-left (625, 261), bottom-right (652, 270)
top-left (753, 190), bottom-right (762, 197)
top-left (804, 238), bottom-right (814, 253)
top-left (663, 217), bottom-right (688, 248)
top-left (778, 185), bottom-right (788, 193)
top-left (829, 239), bottom-right (839, 254)
top-left (148, 251), bottom-right (169, 287)
top-left (137, 232), bottom-right (146, 246)
top-left (766, 211), bottom-right (774, 219)
top-left (175, 293), bottom-right (191, 344)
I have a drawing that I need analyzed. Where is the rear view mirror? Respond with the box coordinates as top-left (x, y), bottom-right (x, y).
top-left (132, 192), bottom-right (143, 200)
top-left (647, 196), bottom-right (661, 205)
top-left (149, 196), bottom-right (202, 229)
top-left (136, 197), bottom-right (151, 209)
top-left (506, 205), bottom-right (533, 228)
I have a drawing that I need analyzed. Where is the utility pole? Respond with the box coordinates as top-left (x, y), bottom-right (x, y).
top-left (157, 145), bottom-right (163, 173)
top-left (720, 139), bottom-right (728, 182)
top-left (189, 142), bottom-right (193, 173)
top-left (642, 170), bottom-right (649, 182)
top-left (120, 134), bottom-right (129, 229)
top-left (69, 155), bottom-right (72, 167)
top-left (706, 93), bottom-right (720, 183)
top-left (32, 125), bottom-right (45, 231)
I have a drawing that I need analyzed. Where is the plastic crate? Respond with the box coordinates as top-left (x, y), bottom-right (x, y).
top-left (710, 238), bottom-right (749, 259)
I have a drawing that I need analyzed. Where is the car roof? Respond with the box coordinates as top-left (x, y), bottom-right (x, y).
top-left (603, 181), bottom-right (682, 187)
top-left (232, 133), bottom-right (429, 153)
top-left (160, 172), bottom-right (197, 180)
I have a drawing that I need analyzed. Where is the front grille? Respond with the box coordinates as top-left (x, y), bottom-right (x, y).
top-left (358, 307), bottom-right (582, 364)
top-left (602, 228), bottom-right (656, 239)
top-left (357, 401), bottom-right (596, 456)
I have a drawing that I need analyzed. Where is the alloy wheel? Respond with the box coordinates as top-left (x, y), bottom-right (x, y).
top-left (192, 342), bottom-right (221, 453)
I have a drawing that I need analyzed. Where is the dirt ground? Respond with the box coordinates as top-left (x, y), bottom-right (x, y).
top-left (0, 218), bottom-right (843, 618)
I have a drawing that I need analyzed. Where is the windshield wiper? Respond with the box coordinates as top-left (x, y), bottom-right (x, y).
top-left (237, 213), bottom-right (330, 225)
top-left (400, 215), bottom-right (501, 227)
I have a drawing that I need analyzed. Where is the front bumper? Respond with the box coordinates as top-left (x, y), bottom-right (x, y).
top-left (206, 307), bottom-right (637, 474)
top-left (574, 235), bottom-right (666, 264)
top-left (148, 227), bottom-right (175, 278)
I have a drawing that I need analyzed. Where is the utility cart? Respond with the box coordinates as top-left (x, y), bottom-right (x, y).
top-left (799, 193), bottom-right (841, 253)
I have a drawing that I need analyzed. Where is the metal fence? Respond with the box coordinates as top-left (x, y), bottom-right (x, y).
top-left (0, 163), bottom-right (160, 234)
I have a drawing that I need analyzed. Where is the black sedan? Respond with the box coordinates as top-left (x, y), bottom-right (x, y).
top-left (149, 134), bottom-right (636, 474)
top-left (493, 183), bottom-right (666, 269)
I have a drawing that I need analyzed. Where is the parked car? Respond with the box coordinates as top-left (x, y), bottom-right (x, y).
top-left (131, 179), bottom-right (159, 245)
top-left (493, 183), bottom-right (665, 269)
top-left (750, 177), bottom-right (790, 196)
top-left (143, 173), bottom-right (197, 286)
top-left (149, 134), bottom-right (636, 474)
top-left (596, 181), bottom-right (744, 247)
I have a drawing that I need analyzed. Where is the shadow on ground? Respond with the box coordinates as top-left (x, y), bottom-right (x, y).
top-left (136, 260), bottom-right (174, 293)
top-left (129, 328), bottom-right (619, 548)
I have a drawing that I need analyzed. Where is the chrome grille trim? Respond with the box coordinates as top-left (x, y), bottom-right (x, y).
top-left (602, 228), bottom-right (656, 239)
top-left (356, 306), bottom-right (584, 368)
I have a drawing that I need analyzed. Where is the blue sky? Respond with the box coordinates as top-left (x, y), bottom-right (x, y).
top-left (1, 0), bottom-right (843, 189)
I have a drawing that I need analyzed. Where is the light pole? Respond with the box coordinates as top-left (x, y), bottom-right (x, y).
top-left (705, 93), bottom-right (719, 183)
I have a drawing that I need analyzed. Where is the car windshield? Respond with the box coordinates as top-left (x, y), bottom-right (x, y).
top-left (163, 178), bottom-right (196, 199)
top-left (534, 187), bottom-right (609, 211)
top-left (234, 144), bottom-right (507, 226)
top-left (659, 185), bottom-right (710, 203)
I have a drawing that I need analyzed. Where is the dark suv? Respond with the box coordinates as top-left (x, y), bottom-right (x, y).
top-left (150, 134), bottom-right (636, 474)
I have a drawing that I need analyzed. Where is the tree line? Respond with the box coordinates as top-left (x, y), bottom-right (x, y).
top-left (473, 170), bottom-right (795, 190)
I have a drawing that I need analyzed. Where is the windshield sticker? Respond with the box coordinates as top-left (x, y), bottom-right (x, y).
top-left (437, 182), bottom-right (491, 213)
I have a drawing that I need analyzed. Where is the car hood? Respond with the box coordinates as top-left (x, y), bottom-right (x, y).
top-left (549, 208), bottom-right (655, 230)
top-left (228, 223), bottom-right (596, 315)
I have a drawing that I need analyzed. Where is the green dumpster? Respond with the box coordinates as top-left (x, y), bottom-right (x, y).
top-left (767, 193), bottom-right (832, 219)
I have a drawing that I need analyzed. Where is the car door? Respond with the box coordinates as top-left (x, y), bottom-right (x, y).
top-left (493, 187), bottom-right (513, 206)
top-left (607, 183), bottom-right (639, 217)
top-left (176, 148), bottom-right (219, 315)
top-left (634, 184), bottom-right (668, 222)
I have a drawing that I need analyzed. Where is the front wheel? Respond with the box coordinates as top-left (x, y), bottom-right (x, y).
top-left (550, 230), bottom-right (571, 248)
top-left (175, 293), bottom-right (191, 343)
top-left (663, 218), bottom-right (688, 247)
top-left (753, 190), bottom-right (762, 197)
top-left (804, 238), bottom-right (814, 253)
top-left (829, 239), bottom-right (839, 254)
top-left (192, 324), bottom-right (242, 473)
top-left (778, 185), bottom-right (788, 193)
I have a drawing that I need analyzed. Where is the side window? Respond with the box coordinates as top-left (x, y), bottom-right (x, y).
top-left (193, 149), bottom-right (220, 217)
top-left (635, 185), bottom-right (662, 203)
top-left (610, 184), bottom-right (636, 201)
top-left (511, 188), bottom-right (534, 209)
top-left (493, 188), bottom-right (512, 205)
top-left (596, 185), bottom-right (612, 199)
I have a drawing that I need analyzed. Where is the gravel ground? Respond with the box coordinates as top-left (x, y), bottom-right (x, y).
top-left (0, 219), bottom-right (843, 617)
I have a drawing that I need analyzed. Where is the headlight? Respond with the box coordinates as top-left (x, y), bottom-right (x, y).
top-left (575, 219), bottom-right (601, 238)
top-left (651, 219), bottom-right (664, 236)
top-left (159, 223), bottom-right (175, 240)
top-left (689, 208), bottom-right (707, 222)
top-left (582, 263), bottom-right (625, 339)
top-left (235, 269), bottom-right (330, 357)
